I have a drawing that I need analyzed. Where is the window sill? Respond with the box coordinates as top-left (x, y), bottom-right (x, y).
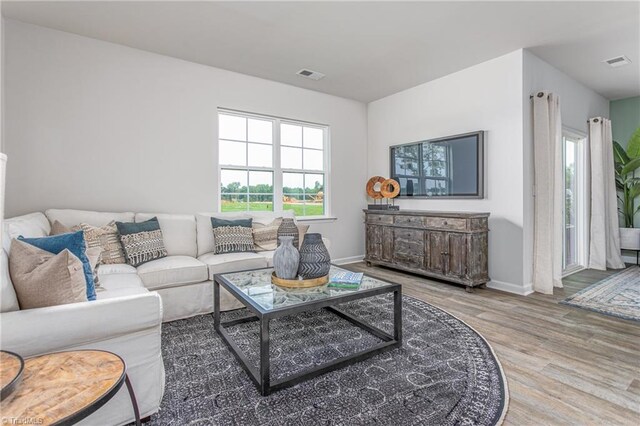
top-left (297, 216), bottom-right (338, 223)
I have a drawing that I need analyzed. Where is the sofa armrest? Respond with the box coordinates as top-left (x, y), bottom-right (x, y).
top-left (0, 293), bottom-right (163, 357)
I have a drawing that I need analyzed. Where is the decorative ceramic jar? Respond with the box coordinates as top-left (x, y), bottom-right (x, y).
top-left (277, 218), bottom-right (299, 248)
top-left (298, 233), bottom-right (331, 279)
top-left (273, 236), bottom-right (299, 280)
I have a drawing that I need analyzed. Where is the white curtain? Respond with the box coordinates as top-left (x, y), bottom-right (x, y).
top-left (588, 118), bottom-right (625, 270)
top-left (532, 91), bottom-right (564, 294)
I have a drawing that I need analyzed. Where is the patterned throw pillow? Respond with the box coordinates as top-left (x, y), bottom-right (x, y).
top-left (212, 218), bottom-right (255, 254)
top-left (116, 217), bottom-right (167, 267)
top-left (80, 222), bottom-right (126, 265)
top-left (252, 218), bottom-right (282, 251)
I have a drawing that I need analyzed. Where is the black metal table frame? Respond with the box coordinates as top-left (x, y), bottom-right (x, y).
top-left (214, 270), bottom-right (402, 396)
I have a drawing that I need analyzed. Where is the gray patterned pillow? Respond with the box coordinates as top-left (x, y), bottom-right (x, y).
top-left (212, 218), bottom-right (255, 254)
top-left (115, 217), bottom-right (167, 267)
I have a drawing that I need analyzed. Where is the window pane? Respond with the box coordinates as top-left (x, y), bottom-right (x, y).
top-left (281, 123), bottom-right (302, 147)
top-left (281, 146), bottom-right (302, 169)
top-left (303, 148), bottom-right (324, 171)
top-left (249, 195), bottom-right (273, 211)
top-left (248, 118), bottom-right (273, 144)
top-left (248, 143), bottom-right (272, 167)
top-left (219, 114), bottom-right (246, 141)
top-left (221, 194), bottom-right (248, 212)
top-left (303, 127), bottom-right (324, 149)
top-left (283, 172), bottom-right (304, 193)
top-left (219, 140), bottom-right (246, 166)
top-left (304, 174), bottom-right (324, 216)
top-left (249, 171), bottom-right (273, 194)
top-left (398, 177), bottom-right (419, 196)
top-left (220, 169), bottom-right (247, 193)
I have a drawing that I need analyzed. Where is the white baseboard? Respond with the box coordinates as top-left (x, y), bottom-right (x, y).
top-left (333, 255), bottom-right (365, 265)
top-left (487, 280), bottom-right (534, 296)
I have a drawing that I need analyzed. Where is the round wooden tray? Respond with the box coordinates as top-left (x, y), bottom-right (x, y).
top-left (271, 272), bottom-right (329, 289)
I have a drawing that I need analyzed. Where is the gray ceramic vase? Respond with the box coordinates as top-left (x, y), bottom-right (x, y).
top-left (297, 233), bottom-right (331, 279)
top-left (273, 236), bottom-right (300, 280)
top-left (277, 218), bottom-right (299, 249)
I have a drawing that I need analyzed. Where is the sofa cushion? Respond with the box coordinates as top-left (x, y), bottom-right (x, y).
top-left (136, 255), bottom-right (208, 290)
top-left (97, 263), bottom-right (137, 276)
top-left (0, 251), bottom-right (19, 312)
top-left (196, 211), bottom-right (295, 257)
top-left (258, 250), bottom-right (276, 267)
top-left (136, 213), bottom-right (198, 258)
top-left (9, 239), bottom-right (88, 309)
top-left (198, 252), bottom-right (268, 280)
top-left (45, 209), bottom-right (135, 228)
top-left (3, 212), bottom-right (51, 253)
top-left (96, 272), bottom-right (149, 300)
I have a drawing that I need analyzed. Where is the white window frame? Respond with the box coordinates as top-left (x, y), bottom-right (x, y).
top-left (561, 127), bottom-right (588, 276)
top-left (217, 109), bottom-right (331, 219)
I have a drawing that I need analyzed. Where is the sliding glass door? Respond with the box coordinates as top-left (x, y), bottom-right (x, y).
top-left (562, 130), bottom-right (587, 274)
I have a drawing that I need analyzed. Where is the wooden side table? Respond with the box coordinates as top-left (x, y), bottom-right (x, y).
top-left (0, 351), bottom-right (24, 401)
top-left (0, 350), bottom-right (141, 426)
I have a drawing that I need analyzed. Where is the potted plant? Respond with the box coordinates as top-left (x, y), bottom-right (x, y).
top-left (613, 127), bottom-right (640, 250)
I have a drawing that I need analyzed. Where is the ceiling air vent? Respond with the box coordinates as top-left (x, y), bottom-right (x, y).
top-left (603, 55), bottom-right (632, 68)
top-left (297, 69), bottom-right (325, 81)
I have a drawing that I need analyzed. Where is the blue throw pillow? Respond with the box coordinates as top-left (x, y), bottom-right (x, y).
top-left (18, 231), bottom-right (96, 301)
top-left (211, 217), bottom-right (253, 228)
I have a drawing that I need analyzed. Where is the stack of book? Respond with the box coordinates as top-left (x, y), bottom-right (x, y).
top-left (328, 271), bottom-right (364, 289)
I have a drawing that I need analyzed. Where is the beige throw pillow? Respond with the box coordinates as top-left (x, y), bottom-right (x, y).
top-left (80, 222), bottom-right (126, 264)
top-left (50, 220), bottom-right (78, 235)
top-left (8, 239), bottom-right (88, 309)
top-left (253, 218), bottom-right (282, 251)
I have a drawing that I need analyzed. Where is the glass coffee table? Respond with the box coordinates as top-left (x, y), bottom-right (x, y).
top-left (214, 265), bottom-right (402, 396)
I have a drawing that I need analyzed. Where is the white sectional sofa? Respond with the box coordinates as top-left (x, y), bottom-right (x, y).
top-left (0, 208), bottom-right (299, 425)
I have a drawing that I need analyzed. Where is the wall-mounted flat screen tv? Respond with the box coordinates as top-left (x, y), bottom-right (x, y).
top-left (390, 131), bottom-right (485, 198)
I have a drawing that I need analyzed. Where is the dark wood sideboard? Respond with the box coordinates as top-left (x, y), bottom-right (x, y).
top-left (363, 210), bottom-right (490, 291)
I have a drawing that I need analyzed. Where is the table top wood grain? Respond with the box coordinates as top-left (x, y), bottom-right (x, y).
top-left (0, 350), bottom-right (126, 426)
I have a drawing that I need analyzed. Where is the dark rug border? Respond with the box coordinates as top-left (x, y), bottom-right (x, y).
top-left (560, 266), bottom-right (639, 323)
top-left (388, 294), bottom-right (509, 426)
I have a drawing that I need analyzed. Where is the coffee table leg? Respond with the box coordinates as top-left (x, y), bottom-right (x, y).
top-left (260, 317), bottom-right (270, 396)
top-left (394, 288), bottom-right (402, 343)
top-left (214, 278), bottom-right (220, 330)
top-left (124, 374), bottom-right (141, 426)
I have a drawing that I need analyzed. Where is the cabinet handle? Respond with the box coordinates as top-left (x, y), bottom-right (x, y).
top-left (443, 221), bottom-right (448, 225)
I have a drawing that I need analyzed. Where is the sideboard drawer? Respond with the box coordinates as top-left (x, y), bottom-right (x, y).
top-left (394, 215), bottom-right (424, 226)
top-left (367, 214), bottom-right (394, 225)
top-left (425, 217), bottom-right (467, 231)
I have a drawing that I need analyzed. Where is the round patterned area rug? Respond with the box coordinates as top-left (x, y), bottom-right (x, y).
top-left (148, 295), bottom-right (508, 425)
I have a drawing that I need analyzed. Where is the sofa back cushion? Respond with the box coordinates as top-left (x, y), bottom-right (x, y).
top-left (45, 209), bottom-right (135, 228)
top-left (136, 213), bottom-right (197, 257)
top-left (196, 211), bottom-right (294, 256)
top-left (2, 212), bottom-right (51, 254)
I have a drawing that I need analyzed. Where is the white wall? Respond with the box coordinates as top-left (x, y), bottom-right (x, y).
top-left (2, 20), bottom-right (369, 261)
top-left (368, 50), bottom-right (526, 292)
top-left (522, 50), bottom-right (610, 284)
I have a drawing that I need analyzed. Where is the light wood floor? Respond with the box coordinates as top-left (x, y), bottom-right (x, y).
top-left (343, 262), bottom-right (640, 425)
